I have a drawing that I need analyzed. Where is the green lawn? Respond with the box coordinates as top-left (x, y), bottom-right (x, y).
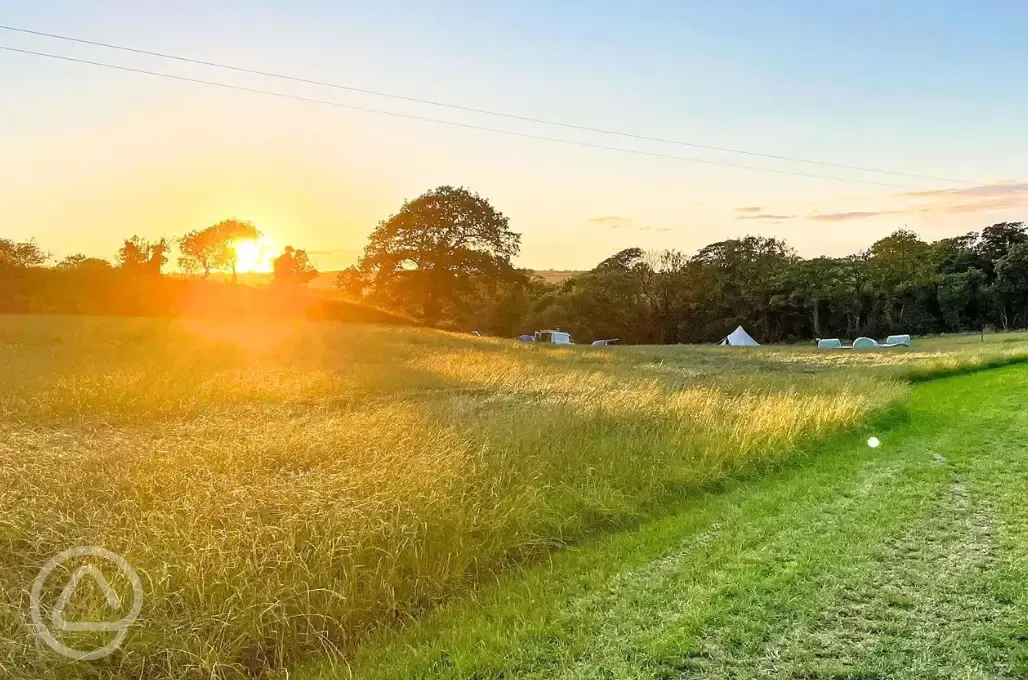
top-left (324, 363), bottom-right (1028, 679)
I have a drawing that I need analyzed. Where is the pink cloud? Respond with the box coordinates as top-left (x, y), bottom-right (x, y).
top-left (738, 213), bottom-right (794, 221)
top-left (808, 211), bottom-right (891, 222)
top-left (808, 181), bottom-right (1028, 222)
top-left (901, 181), bottom-right (1028, 199)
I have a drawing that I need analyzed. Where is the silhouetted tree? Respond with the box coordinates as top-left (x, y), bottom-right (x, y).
top-left (357, 186), bottom-right (520, 325)
top-left (0, 238), bottom-right (47, 268)
top-left (596, 247), bottom-right (645, 271)
top-left (178, 229), bottom-right (220, 278)
top-left (117, 236), bottom-right (169, 275)
top-left (180, 219), bottom-right (261, 283)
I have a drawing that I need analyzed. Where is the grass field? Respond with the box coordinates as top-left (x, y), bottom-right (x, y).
top-left (4, 316), bottom-right (1028, 678)
top-left (333, 362), bottom-right (1028, 679)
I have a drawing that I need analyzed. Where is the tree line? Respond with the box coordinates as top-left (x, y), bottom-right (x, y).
top-left (339, 186), bottom-right (1028, 343)
top-left (7, 185), bottom-right (1028, 343)
top-left (0, 219), bottom-right (405, 324)
top-left (2, 219), bottom-right (318, 280)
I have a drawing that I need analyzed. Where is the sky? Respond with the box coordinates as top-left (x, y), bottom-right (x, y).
top-left (3, 1), bottom-right (1028, 271)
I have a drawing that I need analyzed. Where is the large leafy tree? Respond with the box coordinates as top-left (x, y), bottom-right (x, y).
top-left (868, 230), bottom-right (933, 288)
top-left (638, 249), bottom-right (690, 343)
top-left (358, 186), bottom-right (520, 325)
top-left (596, 247), bottom-right (645, 271)
top-left (691, 236), bottom-right (797, 339)
top-left (977, 222), bottom-right (1027, 280)
top-left (932, 232), bottom-right (980, 275)
top-left (179, 219), bottom-right (260, 282)
top-left (178, 228), bottom-right (221, 278)
top-left (867, 230), bottom-right (935, 332)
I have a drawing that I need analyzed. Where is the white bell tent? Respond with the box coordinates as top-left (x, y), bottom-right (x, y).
top-left (719, 326), bottom-right (760, 347)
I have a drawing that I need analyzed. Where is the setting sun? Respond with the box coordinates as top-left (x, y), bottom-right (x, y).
top-left (233, 236), bottom-right (280, 273)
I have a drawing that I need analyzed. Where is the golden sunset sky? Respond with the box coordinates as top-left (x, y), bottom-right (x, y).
top-left (4, 2), bottom-right (1028, 271)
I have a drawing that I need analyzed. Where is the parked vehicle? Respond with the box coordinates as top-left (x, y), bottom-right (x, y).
top-left (591, 338), bottom-right (619, 346)
top-left (534, 329), bottom-right (574, 344)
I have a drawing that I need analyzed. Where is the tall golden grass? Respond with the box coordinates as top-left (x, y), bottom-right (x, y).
top-left (3, 317), bottom-right (1022, 678)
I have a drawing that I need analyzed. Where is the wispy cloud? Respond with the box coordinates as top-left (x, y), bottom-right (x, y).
top-left (585, 216), bottom-right (671, 232)
top-left (586, 215), bottom-right (633, 226)
top-left (901, 181), bottom-right (1028, 199)
top-left (735, 206), bottom-right (763, 213)
top-left (808, 211), bottom-right (890, 222)
top-left (899, 181), bottom-right (1028, 215)
top-left (610, 224), bottom-right (673, 233)
top-left (805, 181), bottom-right (1028, 223)
top-left (737, 213), bottom-right (794, 221)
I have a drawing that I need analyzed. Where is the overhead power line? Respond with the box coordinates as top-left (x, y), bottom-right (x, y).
top-left (0, 23), bottom-right (972, 186)
top-left (2, 44), bottom-right (920, 190)
top-left (0, 45), bottom-right (914, 189)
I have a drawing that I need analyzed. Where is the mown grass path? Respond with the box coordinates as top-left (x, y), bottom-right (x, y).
top-left (326, 364), bottom-right (1028, 679)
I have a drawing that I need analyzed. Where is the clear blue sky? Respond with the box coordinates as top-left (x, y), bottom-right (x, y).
top-left (3, 1), bottom-right (1028, 269)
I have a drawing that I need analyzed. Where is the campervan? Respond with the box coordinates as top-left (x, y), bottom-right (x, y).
top-left (535, 330), bottom-right (574, 345)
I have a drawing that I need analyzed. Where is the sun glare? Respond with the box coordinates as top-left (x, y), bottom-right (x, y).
top-left (234, 236), bottom-right (280, 273)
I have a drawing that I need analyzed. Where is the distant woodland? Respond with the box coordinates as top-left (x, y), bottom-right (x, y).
top-left (6, 185), bottom-right (1028, 343)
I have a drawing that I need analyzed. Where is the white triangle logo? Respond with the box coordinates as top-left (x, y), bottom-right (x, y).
top-left (51, 565), bottom-right (124, 632)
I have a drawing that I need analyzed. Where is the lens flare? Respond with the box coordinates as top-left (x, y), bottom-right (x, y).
top-left (234, 237), bottom-right (279, 273)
